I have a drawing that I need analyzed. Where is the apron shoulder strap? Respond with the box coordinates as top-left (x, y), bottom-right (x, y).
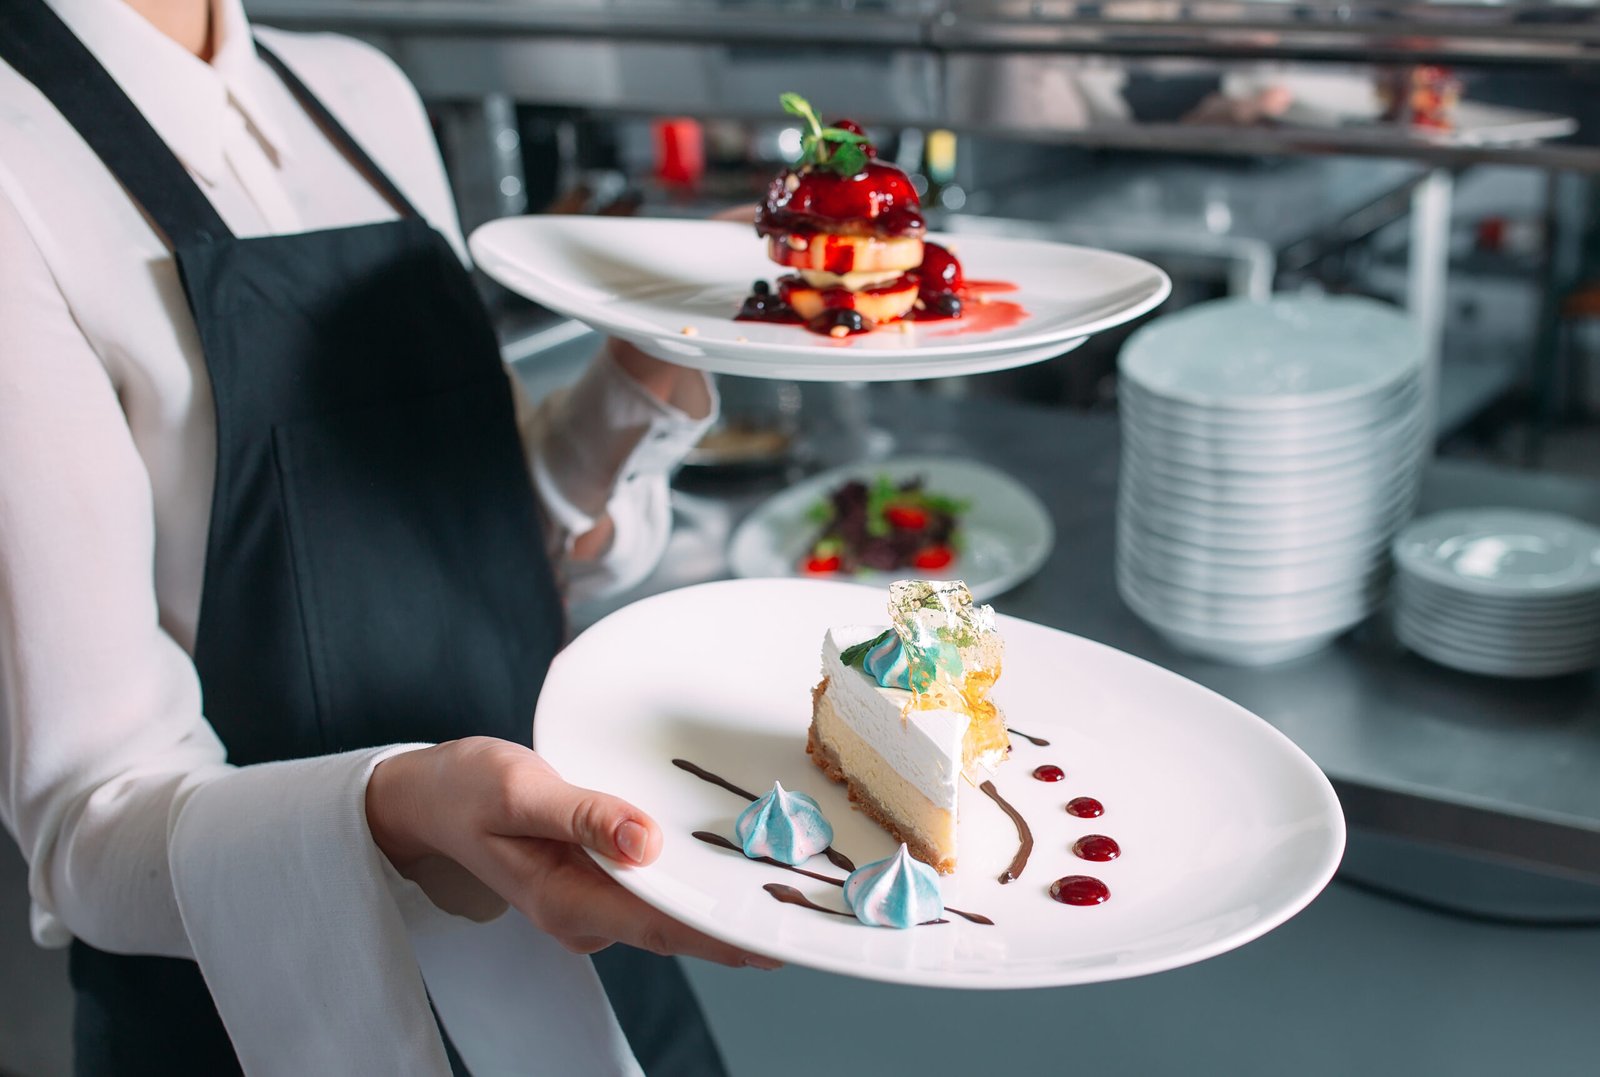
top-left (252, 41), bottom-right (422, 222)
top-left (0, 0), bottom-right (233, 249)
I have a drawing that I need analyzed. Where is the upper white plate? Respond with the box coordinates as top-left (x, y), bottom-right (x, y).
top-left (533, 578), bottom-right (1345, 989)
top-left (727, 456), bottom-right (1054, 602)
top-left (469, 217), bottom-right (1167, 381)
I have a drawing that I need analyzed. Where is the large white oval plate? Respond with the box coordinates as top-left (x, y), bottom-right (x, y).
top-left (727, 456), bottom-right (1054, 602)
top-left (469, 217), bottom-right (1168, 381)
top-left (533, 579), bottom-right (1345, 989)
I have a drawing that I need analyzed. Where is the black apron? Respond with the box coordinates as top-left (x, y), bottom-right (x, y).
top-left (0, 4), bottom-right (723, 1074)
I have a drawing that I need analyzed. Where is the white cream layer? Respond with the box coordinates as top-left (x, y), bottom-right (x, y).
top-left (821, 626), bottom-right (968, 810)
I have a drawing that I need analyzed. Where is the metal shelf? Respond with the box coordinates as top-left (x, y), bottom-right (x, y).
top-left (247, 1), bottom-right (1600, 170)
top-left (250, 2), bottom-right (1600, 63)
top-left (936, 1), bottom-right (1600, 67)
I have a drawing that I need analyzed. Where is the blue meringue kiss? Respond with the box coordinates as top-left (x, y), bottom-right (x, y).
top-left (735, 782), bottom-right (834, 866)
top-left (843, 843), bottom-right (944, 929)
top-left (860, 629), bottom-right (914, 690)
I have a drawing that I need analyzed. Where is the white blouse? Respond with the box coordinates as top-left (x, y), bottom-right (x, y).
top-left (0, 1), bottom-right (709, 1072)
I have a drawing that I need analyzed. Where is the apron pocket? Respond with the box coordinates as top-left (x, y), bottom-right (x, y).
top-left (272, 378), bottom-right (557, 752)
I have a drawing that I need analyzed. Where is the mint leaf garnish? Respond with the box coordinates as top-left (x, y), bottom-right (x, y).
top-left (825, 139), bottom-right (868, 177)
top-left (780, 93), bottom-right (871, 177)
top-left (781, 92), bottom-right (821, 135)
top-left (839, 629), bottom-right (893, 670)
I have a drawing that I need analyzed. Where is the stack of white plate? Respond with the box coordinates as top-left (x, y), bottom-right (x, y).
top-left (1393, 509), bottom-right (1600, 678)
top-left (1116, 295), bottom-right (1429, 666)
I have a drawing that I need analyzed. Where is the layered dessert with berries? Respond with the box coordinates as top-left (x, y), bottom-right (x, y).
top-left (738, 94), bottom-right (967, 338)
top-left (807, 580), bottom-right (1011, 873)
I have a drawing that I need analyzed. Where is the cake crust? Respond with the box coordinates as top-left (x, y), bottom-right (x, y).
top-left (807, 678), bottom-right (958, 875)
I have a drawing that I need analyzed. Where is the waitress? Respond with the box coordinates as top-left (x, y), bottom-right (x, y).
top-left (0, 0), bottom-right (773, 1073)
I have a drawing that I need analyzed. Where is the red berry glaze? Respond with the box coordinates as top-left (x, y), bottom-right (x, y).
top-left (1032, 764), bottom-right (1066, 782)
top-left (906, 241), bottom-right (966, 321)
top-left (916, 242), bottom-right (964, 296)
top-left (757, 163), bottom-right (925, 239)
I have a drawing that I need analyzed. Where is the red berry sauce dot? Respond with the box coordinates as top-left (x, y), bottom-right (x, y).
top-left (1072, 835), bottom-right (1121, 862)
top-left (1065, 796), bottom-right (1104, 818)
top-left (1032, 764), bottom-right (1066, 782)
top-left (1050, 875), bottom-right (1110, 906)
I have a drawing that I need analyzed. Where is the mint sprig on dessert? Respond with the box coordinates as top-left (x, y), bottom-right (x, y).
top-left (781, 92), bottom-right (870, 177)
top-left (839, 629), bottom-right (895, 671)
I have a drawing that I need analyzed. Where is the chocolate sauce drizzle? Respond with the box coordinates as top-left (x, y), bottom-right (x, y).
top-left (979, 780), bottom-right (1034, 884)
top-left (672, 758), bottom-right (759, 801)
top-left (672, 758), bottom-right (856, 871)
top-left (763, 884), bottom-right (949, 925)
top-left (693, 832), bottom-right (993, 924)
top-left (1006, 727), bottom-right (1051, 747)
top-left (763, 883), bottom-right (853, 918)
top-left (692, 832), bottom-right (842, 885)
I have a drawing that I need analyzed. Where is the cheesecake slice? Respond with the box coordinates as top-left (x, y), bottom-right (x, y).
top-left (806, 581), bottom-right (1010, 874)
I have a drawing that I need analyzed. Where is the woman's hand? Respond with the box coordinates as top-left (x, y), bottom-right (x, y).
top-left (604, 336), bottom-right (713, 417)
top-left (367, 737), bottom-right (780, 968)
top-left (598, 202), bottom-right (756, 416)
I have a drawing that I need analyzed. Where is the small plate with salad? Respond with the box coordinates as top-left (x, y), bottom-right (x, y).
top-left (727, 456), bottom-right (1054, 601)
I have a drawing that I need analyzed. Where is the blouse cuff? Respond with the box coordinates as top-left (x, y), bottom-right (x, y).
top-left (167, 745), bottom-right (454, 1074)
top-left (530, 347), bottom-right (717, 542)
top-left (165, 745), bottom-right (635, 1075)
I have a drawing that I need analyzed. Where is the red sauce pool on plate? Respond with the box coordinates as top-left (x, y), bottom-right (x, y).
top-left (924, 294), bottom-right (1028, 336)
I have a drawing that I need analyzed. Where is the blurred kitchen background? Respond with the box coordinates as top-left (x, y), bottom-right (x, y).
top-left (241, 0), bottom-right (1600, 463)
top-left (8, 2), bottom-right (1600, 1074)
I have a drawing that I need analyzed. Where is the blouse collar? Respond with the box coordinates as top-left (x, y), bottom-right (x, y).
top-left (47, 0), bottom-right (294, 186)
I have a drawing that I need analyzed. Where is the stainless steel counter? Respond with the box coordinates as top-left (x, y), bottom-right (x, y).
top-left (572, 391), bottom-right (1600, 882)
